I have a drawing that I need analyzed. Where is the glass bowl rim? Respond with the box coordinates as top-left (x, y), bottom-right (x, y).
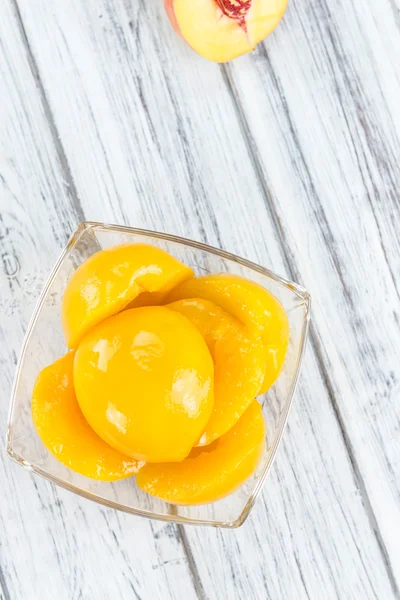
top-left (6, 221), bottom-right (311, 528)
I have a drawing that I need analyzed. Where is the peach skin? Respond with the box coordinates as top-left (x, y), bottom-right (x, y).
top-left (137, 400), bottom-right (265, 505)
top-left (164, 0), bottom-right (288, 63)
top-left (168, 298), bottom-right (265, 445)
top-left (32, 352), bottom-right (143, 481)
top-left (62, 243), bottom-right (193, 348)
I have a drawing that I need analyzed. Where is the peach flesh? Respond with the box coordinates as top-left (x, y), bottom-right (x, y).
top-left (216, 0), bottom-right (251, 29)
top-left (164, 0), bottom-right (288, 63)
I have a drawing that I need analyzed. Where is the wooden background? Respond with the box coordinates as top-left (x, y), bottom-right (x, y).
top-left (1, 0), bottom-right (399, 598)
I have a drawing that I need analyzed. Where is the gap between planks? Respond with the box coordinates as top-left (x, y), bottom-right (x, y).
top-left (8, 0), bottom-right (399, 597)
top-left (0, 565), bottom-right (12, 600)
top-left (7, 0), bottom-right (204, 594)
top-left (220, 61), bottom-right (400, 600)
top-left (9, 0), bottom-right (85, 224)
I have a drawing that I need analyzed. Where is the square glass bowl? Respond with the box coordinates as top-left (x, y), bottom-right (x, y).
top-left (7, 222), bottom-right (310, 528)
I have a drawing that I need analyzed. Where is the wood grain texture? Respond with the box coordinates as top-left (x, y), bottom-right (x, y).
top-left (1, 0), bottom-right (399, 598)
top-left (0, 3), bottom-right (197, 599)
top-left (185, 348), bottom-right (399, 600)
top-left (223, 0), bottom-right (400, 580)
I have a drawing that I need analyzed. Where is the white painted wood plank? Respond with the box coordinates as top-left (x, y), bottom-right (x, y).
top-left (13, 0), bottom-right (399, 598)
top-left (185, 349), bottom-right (398, 600)
top-left (0, 3), bottom-right (197, 599)
top-left (222, 0), bottom-right (400, 582)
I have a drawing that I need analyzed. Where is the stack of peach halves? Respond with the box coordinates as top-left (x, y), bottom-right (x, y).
top-left (32, 243), bottom-right (289, 505)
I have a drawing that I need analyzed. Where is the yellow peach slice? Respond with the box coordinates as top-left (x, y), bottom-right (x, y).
top-left (62, 243), bottom-right (193, 348)
top-left (126, 289), bottom-right (166, 309)
top-left (167, 273), bottom-right (289, 394)
top-left (168, 298), bottom-right (265, 445)
top-left (137, 400), bottom-right (265, 505)
top-left (165, 0), bottom-right (288, 63)
top-left (74, 307), bottom-right (214, 463)
top-left (32, 352), bottom-right (142, 481)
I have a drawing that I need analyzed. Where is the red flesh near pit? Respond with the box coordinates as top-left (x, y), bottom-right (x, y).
top-left (216, 0), bottom-right (251, 30)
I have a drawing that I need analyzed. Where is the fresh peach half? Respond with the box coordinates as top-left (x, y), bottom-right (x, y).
top-left (164, 0), bottom-right (288, 62)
